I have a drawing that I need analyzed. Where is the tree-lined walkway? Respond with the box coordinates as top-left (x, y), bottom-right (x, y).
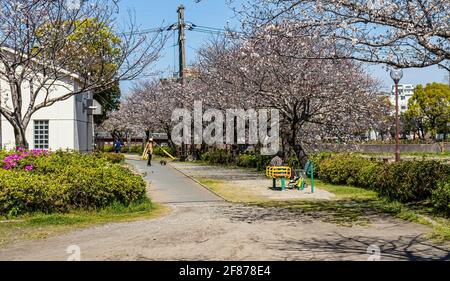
top-left (126, 157), bottom-right (222, 203)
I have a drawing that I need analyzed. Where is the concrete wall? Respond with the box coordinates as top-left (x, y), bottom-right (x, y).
top-left (310, 143), bottom-right (448, 153)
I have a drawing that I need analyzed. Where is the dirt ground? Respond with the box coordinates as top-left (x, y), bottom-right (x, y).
top-left (171, 163), bottom-right (335, 200)
top-left (1, 202), bottom-right (449, 260)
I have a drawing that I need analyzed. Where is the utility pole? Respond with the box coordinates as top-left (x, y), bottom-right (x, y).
top-left (177, 5), bottom-right (188, 161)
top-left (177, 5), bottom-right (186, 84)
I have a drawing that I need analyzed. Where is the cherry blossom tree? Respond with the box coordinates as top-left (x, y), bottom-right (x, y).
top-left (195, 23), bottom-right (385, 161)
top-left (103, 78), bottom-right (196, 152)
top-left (110, 22), bottom-right (388, 161)
top-left (234, 0), bottom-right (450, 69)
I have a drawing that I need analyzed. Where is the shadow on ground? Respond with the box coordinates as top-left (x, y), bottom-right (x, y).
top-left (268, 233), bottom-right (450, 261)
top-left (219, 201), bottom-right (384, 226)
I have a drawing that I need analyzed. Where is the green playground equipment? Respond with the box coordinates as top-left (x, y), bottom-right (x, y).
top-left (288, 160), bottom-right (315, 193)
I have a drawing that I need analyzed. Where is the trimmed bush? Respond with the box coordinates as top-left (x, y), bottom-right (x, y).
top-left (96, 152), bottom-right (125, 163)
top-left (357, 161), bottom-right (384, 189)
top-left (0, 170), bottom-right (68, 216)
top-left (316, 153), bottom-right (450, 209)
top-left (204, 149), bottom-right (234, 165)
top-left (129, 145), bottom-right (143, 154)
top-left (104, 145), bottom-right (144, 154)
top-left (236, 154), bottom-right (257, 168)
top-left (431, 180), bottom-right (450, 215)
top-left (200, 151), bottom-right (210, 162)
top-left (373, 161), bottom-right (449, 202)
top-left (319, 154), bottom-right (372, 186)
top-left (58, 164), bottom-right (146, 209)
top-left (103, 145), bottom-right (114, 153)
top-left (0, 151), bottom-right (146, 216)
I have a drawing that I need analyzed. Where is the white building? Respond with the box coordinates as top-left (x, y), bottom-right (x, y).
top-left (0, 52), bottom-right (100, 152)
top-left (390, 84), bottom-right (415, 113)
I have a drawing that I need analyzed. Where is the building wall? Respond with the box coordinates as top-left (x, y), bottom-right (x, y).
top-left (390, 84), bottom-right (415, 113)
top-left (73, 82), bottom-right (94, 152)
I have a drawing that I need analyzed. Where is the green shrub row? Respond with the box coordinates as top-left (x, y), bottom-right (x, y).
top-left (101, 144), bottom-right (176, 157)
top-left (200, 149), bottom-right (272, 171)
top-left (0, 151), bottom-right (146, 216)
top-left (102, 144), bottom-right (143, 154)
top-left (315, 154), bottom-right (450, 215)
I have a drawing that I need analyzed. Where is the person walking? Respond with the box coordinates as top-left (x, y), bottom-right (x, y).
top-left (145, 138), bottom-right (154, 166)
top-left (113, 138), bottom-right (123, 154)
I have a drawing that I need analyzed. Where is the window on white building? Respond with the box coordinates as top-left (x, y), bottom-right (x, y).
top-left (401, 96), bottom-right (405, 100)
top-left (401, 106), bottom-right (407, 110)
top-left (34, 120), bottom-right (49, 149)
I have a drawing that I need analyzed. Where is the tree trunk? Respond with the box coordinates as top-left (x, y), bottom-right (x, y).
top-left (13, 125), bottom-right (28, 149)
top-left (127, 131), bottom-right (131, 150)
top-left (293, 143), bottom-right (308, 167)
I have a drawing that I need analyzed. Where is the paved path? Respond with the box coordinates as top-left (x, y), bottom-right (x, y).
top-left (0, 157), bottom-right (448, 261)
top-left (126, 159), bottom-right (222, 204)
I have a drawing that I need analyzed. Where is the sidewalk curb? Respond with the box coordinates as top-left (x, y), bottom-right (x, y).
top-left (167, 162), bottom-right (228, 202)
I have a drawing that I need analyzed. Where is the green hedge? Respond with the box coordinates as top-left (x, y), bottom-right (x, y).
top-left (95, 152), bottom-right (125, 163)
top-left (432, 180), bottom-right (450, 215)
top-left (318, 154), bottom-right (371, 186)
top-left (373, 161), bottom-right (449, 202)
top-left (102, 144), bottom-right (143, 154)
top-left (316, 154), bottom-right (450, 214)
top-left (201, 150), bottom-right (272, 171)
top-left (103, 145), bottom-right (175, 157)
top-left (103, 145), bottom-right (114, 153)
top-left (0, 151), bottom-right (146, 216)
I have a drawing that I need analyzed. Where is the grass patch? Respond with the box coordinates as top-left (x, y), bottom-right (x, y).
top-left (197, 178), bottom-right (264, 203)
top-left (428, 219), bottom-right (450, 242)
top-left (314, 179), bottom-right (378, 200)
top-left (0, 198), bottom-right (168, 247)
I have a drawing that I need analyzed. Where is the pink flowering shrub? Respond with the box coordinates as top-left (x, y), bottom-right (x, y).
top-left (2, 147), bottom-right (48, 171)
top-left (0, 150), bottom-right (147, 216)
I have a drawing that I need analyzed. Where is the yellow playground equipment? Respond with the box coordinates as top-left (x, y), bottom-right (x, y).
top-left (266, 166), bottom-right (291, 191)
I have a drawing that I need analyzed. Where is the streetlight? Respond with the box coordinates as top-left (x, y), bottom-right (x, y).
top-left (390, 68), bottom-right (403, 162)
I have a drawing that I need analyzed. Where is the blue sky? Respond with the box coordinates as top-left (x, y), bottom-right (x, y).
top-left (116, 0), bottom-right (448, 95)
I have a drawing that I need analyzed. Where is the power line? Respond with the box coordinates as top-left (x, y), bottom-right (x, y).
top-left (118, 25), bottom-right (174, 36)
top-left (118, 22), bottom-right (242, 37)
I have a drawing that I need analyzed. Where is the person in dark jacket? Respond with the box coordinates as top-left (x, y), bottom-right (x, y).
top-left (113, 138), bottom-right (123, 153)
